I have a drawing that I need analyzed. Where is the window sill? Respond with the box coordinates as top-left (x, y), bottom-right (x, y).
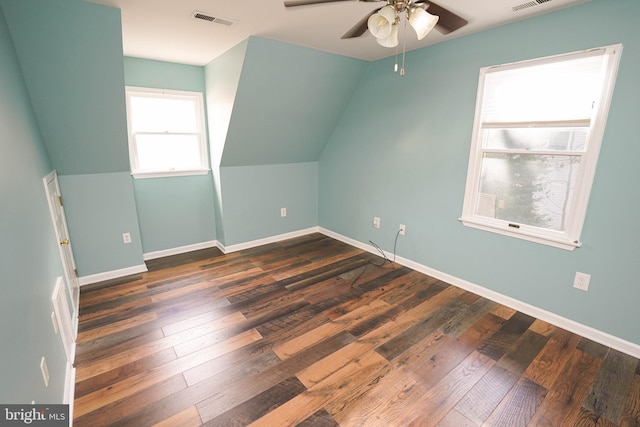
top-left (459, 217), bottom-right (581, 251)
top-left (131, 169), bottom-right (210, 179)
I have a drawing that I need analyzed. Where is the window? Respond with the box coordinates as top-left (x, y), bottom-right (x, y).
top-left (125, 87), bottom-right (209, 178)
top-left (460, 45), bottom-right (622, 250)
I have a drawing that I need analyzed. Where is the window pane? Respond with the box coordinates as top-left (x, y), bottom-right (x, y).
top-left (476, 153), bottom-right (580, 231)
top-left (481, 53), bottom-right (605, 123)
top-left (135, 134), bottom-right (202, 171)
top-left (482, 128), bottom-right (588, 151)
top-left (130, 96), bottom-right (198, 133)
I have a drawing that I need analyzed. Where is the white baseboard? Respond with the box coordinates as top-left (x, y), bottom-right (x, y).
top-left (221, 227), bottom-right (320, 254)
top-left (319, 227), bottom-right (640, 359)
top-left (143, 240), bottom-right (219, 261)
top-left (78, 264), bottom-right (148, 286)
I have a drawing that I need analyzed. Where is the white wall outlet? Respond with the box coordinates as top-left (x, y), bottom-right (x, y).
top-left (573, 272), bottom-right (591, 291)
top-left (122, 232), bottom-right (132, 244)
top-left (373, 217), bottom-right (381, 228)
top-left (399, 224), bottom-right (406, 235)
top-left (40, 356), bottom-right (49, 387)
top-left (281, 207), bottom-right (287, 217)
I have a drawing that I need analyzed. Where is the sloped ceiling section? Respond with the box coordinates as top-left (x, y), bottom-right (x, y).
top-left (1, 0), bottom-right (130, 175)
top-left (205, 38), bottom-right (248, 170)
top-left (220, 37), bottom-right (369, 167)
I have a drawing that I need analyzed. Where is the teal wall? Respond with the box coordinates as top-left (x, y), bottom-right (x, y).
top-left (1, 0), bottom-right (129, 175)
top-left (206, 37), bottom-right (366, 246)
top-left (319, 0), bottom-right (640, 345)
top-left (2, 0), bottom-right (145, 276)
top-left (58, 173), bottom-right (144, 275)
top-left (220, 163), bottom-right (318, 246)
top-left (205, 40), bottom-right (249, 245)
top-left (123, 57), bottom-right (217, 253)
top-left (131, 175), bottom-right (216, 253)
top-left (222, 37), bottom-right (368, 166)
top-left (0, 4), bottom-right (67, 403)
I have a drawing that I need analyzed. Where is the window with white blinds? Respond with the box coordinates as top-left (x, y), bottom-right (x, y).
top-left (460, 44), bottom-right (622, 250)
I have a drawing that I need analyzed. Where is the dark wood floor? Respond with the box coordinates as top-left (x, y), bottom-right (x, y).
top-left (73, 233), bottom-right (640, 426)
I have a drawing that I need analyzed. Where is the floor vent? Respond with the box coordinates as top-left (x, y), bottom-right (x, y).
top-left (192, 11), bottom-right (236, 26)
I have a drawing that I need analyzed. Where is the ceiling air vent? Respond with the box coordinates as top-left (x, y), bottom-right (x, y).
top-left (512, 1), bottom-right (539, 11)
top-left (191, 11), bottom-right (236, 27)
top-left (512, 0), bottom-right (554, 12)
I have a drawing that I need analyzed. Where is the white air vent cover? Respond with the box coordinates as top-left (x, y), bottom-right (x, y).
top-left (191, 11), bottom-right (236, 26)
top-left (512, 0), bottom-right (554, 12)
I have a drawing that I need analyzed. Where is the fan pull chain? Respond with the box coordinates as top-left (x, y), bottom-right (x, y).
top-left (394, 23), bottom-right (400, 72)
top-left (400, 16), bottom-right (407, 76)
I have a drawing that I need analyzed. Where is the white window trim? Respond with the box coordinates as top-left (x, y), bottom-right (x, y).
top-left (460, 44), bottom-right (623, 251)
top-left (125, 86), bottom-right (210, 179)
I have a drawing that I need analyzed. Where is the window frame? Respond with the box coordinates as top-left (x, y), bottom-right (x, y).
top-left (460, 44), bottom-right (623, 250)
top-left (125, 86), bottom-right (210, 179)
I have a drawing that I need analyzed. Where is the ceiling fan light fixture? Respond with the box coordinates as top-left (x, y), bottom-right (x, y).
top-left (367, 5), bottom-right (397, 40)
top-left (408, 7), bottom-right (439, 40)
top-left (376, 23), bottom-right (399, 48)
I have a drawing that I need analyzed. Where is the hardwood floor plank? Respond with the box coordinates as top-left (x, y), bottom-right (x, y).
top-left (482, 377), bottom-right (547, 426)
top-left (498, 329), bottom-right (550, 375)
top-left (296, 409), bottom-right (340, 427)
top-left (476, 311), bottom-right (536, 361)
top-left (196, 330), bottom-right (358, 423)
top-left (411, 312), bottom-right (505, 391)
top-left (402, 351), bottom-right (495, 426)
top-left (584, 348), bottom-right (639, 424)
top-left (436, 409), bottom-right (478, 427)
top-left (247, 350), bottom-right (389, 427)
top-left (182, 343), bottom-right (280, 387)
top-left (77, 311), bottom-right (158, 343)
top-left (152, 405), bottom-right (202, 427)
top-left (375, 299), bottom-right (469, 361)
top-left (573, 407), bottom-right (618, 427)
top-left (115, 348), bottom-right (280, 425)
top-left (577, 337), bottom-right (611, 359)
top-left (274, 299), bottom-right (389, 360)
top-left (76, 311), bottom-right (250, 382)
top-left (523, 328), bottom-right (581, 389)
top-left (74, 347), bottom-right (177, 398)
top-left (619, 374), bottom-right (640, 426)
top-left (202, 376), bottom-right (307, 426)
top-left (526, 348), bottom-right (602, 426)
top-left (454, 365), bottom-right (520, 425)
top-left (73, 374), bottom-right (188, 427)
top-left (74, 328), bottom-right (262, 417)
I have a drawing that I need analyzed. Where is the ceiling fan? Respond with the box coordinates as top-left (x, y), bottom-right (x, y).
top-left (283, 0), bottom-right (468, 41)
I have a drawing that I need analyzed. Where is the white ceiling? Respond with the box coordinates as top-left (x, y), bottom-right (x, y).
top-left (84, 0), bottom-right (590, 66)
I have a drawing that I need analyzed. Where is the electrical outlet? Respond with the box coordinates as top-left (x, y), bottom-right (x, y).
top-left (122, 232), bottom-right (132, 244)
top-left (40, 357), bottom-right (49, 387)
top-left (281, 207), bottom-right (287, 217)
top-left (373, 217), bottom-right (380, 228)
top-left (399, 224), bottom-right (406, 236)
top-left (573, 272), bottom-right (590, 291)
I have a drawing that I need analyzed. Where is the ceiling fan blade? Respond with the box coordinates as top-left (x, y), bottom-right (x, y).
top-left (284, 0), bottom-right (352, 7)
top-left (425, 1), bottom-right (468, 34)
top-left (341, 8), bottom-right (380, 39)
